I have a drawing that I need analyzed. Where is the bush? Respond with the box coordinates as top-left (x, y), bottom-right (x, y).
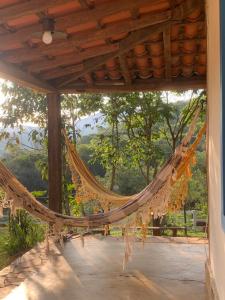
top-left (5, 210), bottom-right (45, 256)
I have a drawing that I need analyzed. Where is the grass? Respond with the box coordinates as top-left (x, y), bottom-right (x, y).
top-left (0, 227), bottom-right (11, 270)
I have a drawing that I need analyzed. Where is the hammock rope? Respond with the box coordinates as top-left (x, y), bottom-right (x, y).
top-left (0, 109), bottom-right (205, 229)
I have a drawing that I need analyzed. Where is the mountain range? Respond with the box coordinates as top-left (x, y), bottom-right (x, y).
top-left (0, 113), bottom-right (106, 155)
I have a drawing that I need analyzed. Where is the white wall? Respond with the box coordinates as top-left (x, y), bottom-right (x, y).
top-left (207, 0), bottom-right (225, 298)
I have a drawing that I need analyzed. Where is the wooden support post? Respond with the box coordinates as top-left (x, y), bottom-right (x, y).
top-left (47, 93), bottom-right (62, 213)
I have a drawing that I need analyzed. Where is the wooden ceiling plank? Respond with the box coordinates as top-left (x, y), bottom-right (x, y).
top-left (0, 60), bottom-right (56, 93)
top-left (59, 77), bottom-right (206, 93)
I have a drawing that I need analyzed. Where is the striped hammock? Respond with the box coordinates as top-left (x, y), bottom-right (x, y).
top-left (0, 109), bottom-right (205, 229)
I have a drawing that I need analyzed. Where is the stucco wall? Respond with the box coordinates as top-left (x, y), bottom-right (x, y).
top-left (207, 0), bottom-right (225, 298)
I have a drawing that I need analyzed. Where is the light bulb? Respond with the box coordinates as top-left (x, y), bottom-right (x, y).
top-left (42, 31), bottom-right (53, 45)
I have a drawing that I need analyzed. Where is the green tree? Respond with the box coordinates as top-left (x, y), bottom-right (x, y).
top-left (3, 147), bottom-right (47, 192)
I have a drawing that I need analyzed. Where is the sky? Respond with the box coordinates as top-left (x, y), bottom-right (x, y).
top-left (0, 78), bottom-right (199, 131)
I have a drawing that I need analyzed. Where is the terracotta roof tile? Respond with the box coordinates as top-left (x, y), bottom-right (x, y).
top-left (0, 0), bottom-right (206, 92)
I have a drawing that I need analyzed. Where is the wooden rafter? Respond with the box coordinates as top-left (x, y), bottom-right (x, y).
top-left (0, 60), bottom-right (55, 93)
top-left (57, 0), bottom-right (203, 88)
top-left (2, 11), bottom-right (172, 60)
top-left (0, 0), bottom-right (203, 51)
top-left (59, 77), bottom-right (206, 94)
top-left (163, 25), bottom-right (172, 79)
top-left (42, 64), bottom-right (84, 80)
top-left (119, 55), bottom-right (132, 85)
top-left (0, 0), bottom-right (206, 94)
top-left (42, 11), bottom-right (172, 51)
top-left (47, 62), bottom-right (206, 83)
top-left (58, 23), bottom-right (169, 87)
top-left (27, 44), bottom-right (119, 73)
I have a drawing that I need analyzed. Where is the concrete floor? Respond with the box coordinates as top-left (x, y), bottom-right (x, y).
top-left (3, 237), bottom-right (207, 300)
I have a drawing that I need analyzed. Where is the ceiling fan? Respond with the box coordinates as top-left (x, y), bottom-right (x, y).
top-left (32, 17), bottom-right (67, 45)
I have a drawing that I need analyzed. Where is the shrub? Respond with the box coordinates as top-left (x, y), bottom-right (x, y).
top-left (6, 210), bottom-right (45, 256)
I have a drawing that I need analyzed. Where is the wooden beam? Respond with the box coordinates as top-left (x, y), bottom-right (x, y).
top-left (163, 25), bottom-right (172, 79)
top-left (57, 0), bottom-right (204, 88)
top-left (59, 77), bottom-right (206, 94)
top-left (39, 38), bottom-right (206, 80)
top-left (42, 64), bottom-right (83, 80)
top-left (84, 73), bottom-right (94, 85)
top-left (46, 59), bottom-right (206, 82)
top-left (27, 44), bottom-right (119, 73)
top-left (58, 23), bottom-right (169, 87)
top-left (47, 93), bottom-right (62, 213)
top-left (2, 18), bottom-right (205, 63)
top-left (0, 60), bottom-right (55, 93)
top-left (119, 55), bottom-right (132, 84)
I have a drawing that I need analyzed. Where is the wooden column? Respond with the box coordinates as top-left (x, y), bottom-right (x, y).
top-left (47, 93), bottom-right (62, 213)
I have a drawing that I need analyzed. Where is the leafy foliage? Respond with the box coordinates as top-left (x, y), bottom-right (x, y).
top-left (0, 83), bottom-right (207, 220)
top-left (3, 148), bottom-right (47, 192)
top-left (5, 210), bottom-right (45, 256)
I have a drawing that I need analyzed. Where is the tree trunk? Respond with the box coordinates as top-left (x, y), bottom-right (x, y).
top-left (110, 165), bottom-right (116, 191)
top-left (146, 164), bottom-right (150, 184)
top-left (47, 93), bottom-right (62, 213)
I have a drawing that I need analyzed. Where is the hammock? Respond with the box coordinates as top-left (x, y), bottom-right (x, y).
top-left (63, 111), bottom-right (204, 210)
top-left (0, 111), bottom-right (206, 229)
top-left (63, 130), bottom-right (130, 209)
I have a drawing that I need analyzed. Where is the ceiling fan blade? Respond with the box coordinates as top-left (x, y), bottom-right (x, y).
top-left (53, 31), bottom-right (68, 40)
top-left (30, 32), bottom-right (43, 39)
top-left (31, 31), bottom-right (67, 40)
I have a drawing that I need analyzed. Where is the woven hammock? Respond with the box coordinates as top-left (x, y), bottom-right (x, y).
top-left (63, 111), bottom-right (205, 211)
top-left (0, 109), bottom-right (205, 229)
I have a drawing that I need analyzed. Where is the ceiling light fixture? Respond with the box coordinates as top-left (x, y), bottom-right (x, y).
top-left (42, 17), bottom-right (55, 45)
top-left (31, 17), bottom-right (67, 45)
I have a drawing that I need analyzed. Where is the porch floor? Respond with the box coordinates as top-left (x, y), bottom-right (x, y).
top-left (3, 236), bottom-right (207, 300)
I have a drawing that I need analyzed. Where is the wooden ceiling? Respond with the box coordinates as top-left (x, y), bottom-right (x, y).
top-left (0, 0), bottom-right (206, 93)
